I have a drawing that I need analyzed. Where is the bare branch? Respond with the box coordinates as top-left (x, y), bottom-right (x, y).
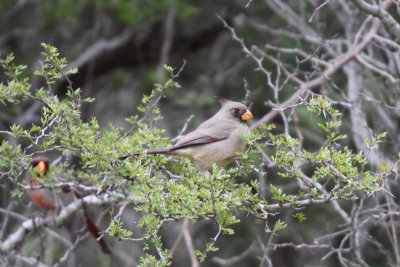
top-left (250, 17), bottom-right (382, 130)
top-left (349, 0), bottom-right (400, 41)
top-left (1, 193), bottom-right (124, 251)
top-left (212, 240), bottom-right (257, 266)
top-left (182, 218), bottom-right (199, 267)
top-left (156, 0), bottom-right (176, 81)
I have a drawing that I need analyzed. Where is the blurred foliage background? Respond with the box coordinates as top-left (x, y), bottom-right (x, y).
top-left (1, 0), bottom-right (400, 266)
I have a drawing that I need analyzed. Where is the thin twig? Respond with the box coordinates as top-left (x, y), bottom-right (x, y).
top-left (182, 218), bottom-right (199, 267)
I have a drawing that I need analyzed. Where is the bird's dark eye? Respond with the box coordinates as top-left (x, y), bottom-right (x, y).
top-left (233, 108), bottom-right (240, 114)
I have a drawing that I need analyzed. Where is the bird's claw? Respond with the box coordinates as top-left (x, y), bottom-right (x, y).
top-left (232, 156), bottom-right (242, 168)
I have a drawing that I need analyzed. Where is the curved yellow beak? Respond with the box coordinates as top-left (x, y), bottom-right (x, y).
top-left (241, 109), bottom-right (253, 121)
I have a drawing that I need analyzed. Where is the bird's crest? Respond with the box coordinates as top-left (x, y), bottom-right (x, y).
top-left (214, 96), bottom-right (228, 105)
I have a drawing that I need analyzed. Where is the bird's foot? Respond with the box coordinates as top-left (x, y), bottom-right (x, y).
top-left (232, 156), bottom-right (242, 168)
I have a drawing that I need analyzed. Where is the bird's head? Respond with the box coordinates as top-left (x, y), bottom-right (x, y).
top-left (215, 96), bottom-right (253, 123)
top-left (31, 157), bottom-right (49, 178)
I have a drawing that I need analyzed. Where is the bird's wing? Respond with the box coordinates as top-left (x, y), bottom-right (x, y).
top-left (172, 122), bottom-right (234, 150)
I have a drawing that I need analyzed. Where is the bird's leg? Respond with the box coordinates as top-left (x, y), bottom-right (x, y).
top-left (47, 210), bottom-right (58, 226)
top-left (231, 156), bottom-right (242, 168)
top-left (37, 209), bottom-right (56, 223)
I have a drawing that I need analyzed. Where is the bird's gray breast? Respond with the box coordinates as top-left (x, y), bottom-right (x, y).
top-left (193, 122), bottom-right (250, 168)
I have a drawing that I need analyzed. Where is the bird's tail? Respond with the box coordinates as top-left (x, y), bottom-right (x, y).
top-left (72, 189), bottom-right (111, 254)
top-left (119, 147), bottom-right (173, 159)
top-left (83, 210), bottom-right (111, 254)
top-left (146, 147), bottom-right (173, 154)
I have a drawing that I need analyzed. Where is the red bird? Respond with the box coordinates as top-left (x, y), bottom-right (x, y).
top-left (28, 157), bottom-right (111, 254)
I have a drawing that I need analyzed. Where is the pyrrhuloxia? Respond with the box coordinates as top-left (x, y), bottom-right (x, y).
top-left (28, 157), bottom-right (111, 254)
top-left (123, 97), bottom-right (253, 171)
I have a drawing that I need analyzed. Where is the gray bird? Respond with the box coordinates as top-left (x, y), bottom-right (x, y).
top-left (124, 97), bottom-right (253, 171)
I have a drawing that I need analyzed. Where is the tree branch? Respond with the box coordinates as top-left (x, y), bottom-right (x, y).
top-left (349, 0), bottom-right (400, 41)
top-left (182, 218), bottom-right (199, 267)
top-left (250, 17), bottom-right (382, 130)
top-left (1, 193), bottom-right (124, 251)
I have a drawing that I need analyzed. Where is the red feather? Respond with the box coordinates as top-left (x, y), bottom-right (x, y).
top-left (83, 210), bottom-right (111, 254)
